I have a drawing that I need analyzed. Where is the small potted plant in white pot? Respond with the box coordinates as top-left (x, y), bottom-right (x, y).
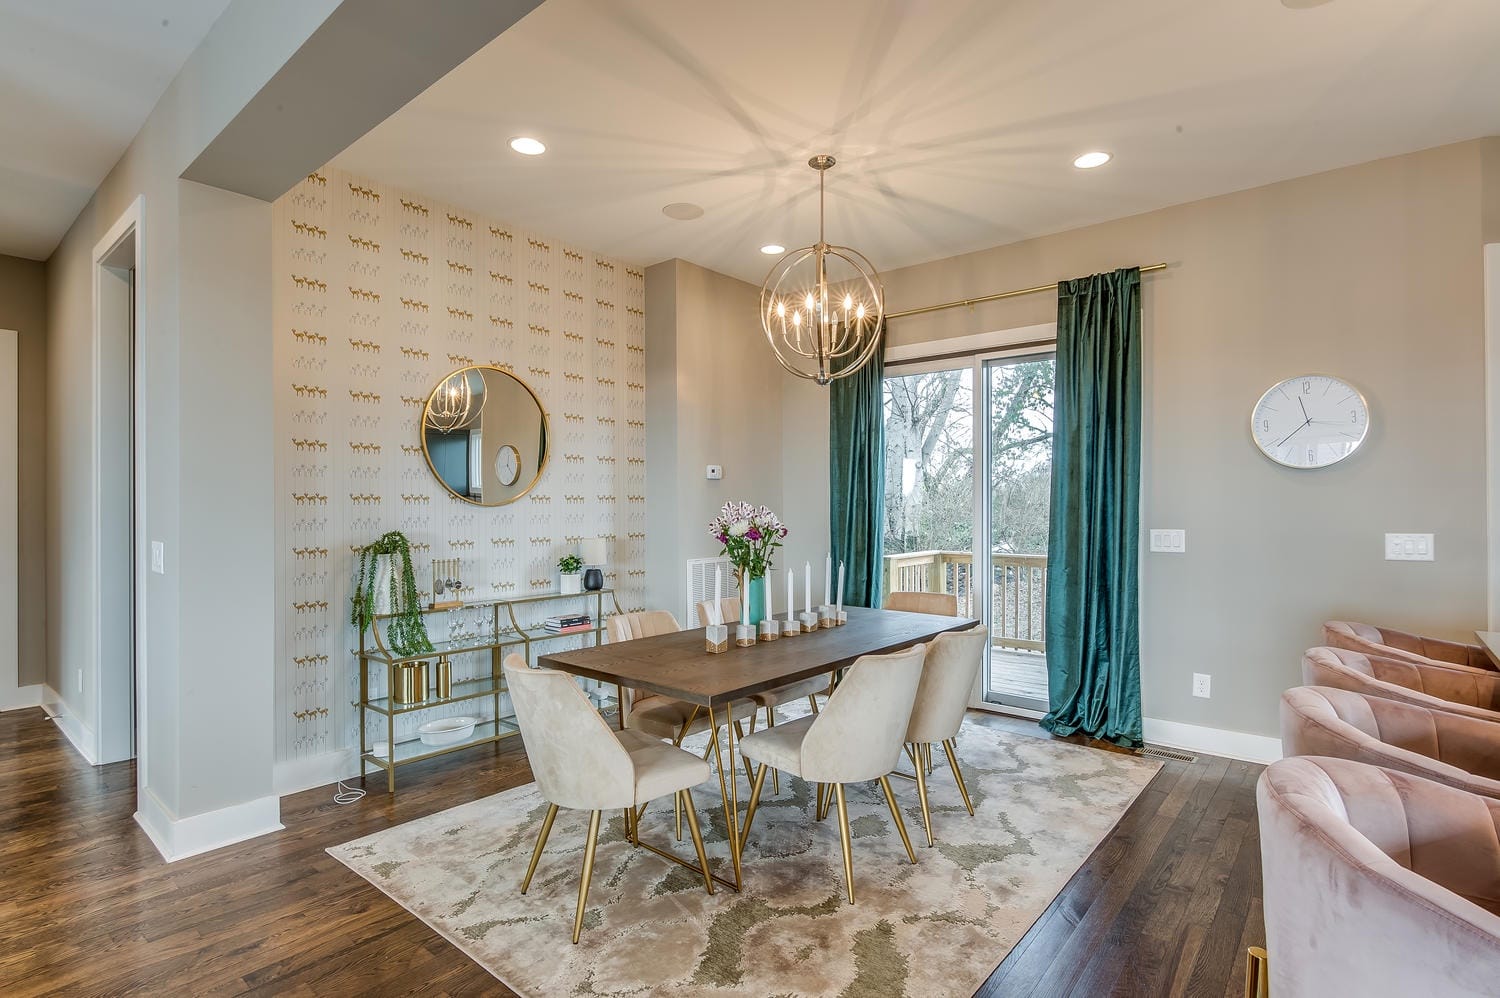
top-left (558, 553), bottom-right (584, 595)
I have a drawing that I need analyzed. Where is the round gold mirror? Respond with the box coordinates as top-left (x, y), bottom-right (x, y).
top-left (421, 366), bottom-right (549, 505)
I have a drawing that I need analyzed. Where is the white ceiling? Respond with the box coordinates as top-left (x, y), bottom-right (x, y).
top-left (335, 0), bottom-right (1500, 285)
top-left (0, 0), bottom-right (233, 260)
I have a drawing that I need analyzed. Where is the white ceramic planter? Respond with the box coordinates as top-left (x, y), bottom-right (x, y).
top-left (559, 572), bottom-right (582, 595)
top-left (370, 554), bottom-right (396, 614)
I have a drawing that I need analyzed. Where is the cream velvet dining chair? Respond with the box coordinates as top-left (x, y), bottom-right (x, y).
top-left (1322, 620), bottom-right (1494, 672)
top-left (736, 644), bottom-right (928, 904)
top-left (884, 591), bottom-right (959, 616)
top-left (503, 653), bottom-right (716, 944)
top-left (1302, 646), bottom-right (1500, 721)
top-left (901, 623), bottom-right (987, 846)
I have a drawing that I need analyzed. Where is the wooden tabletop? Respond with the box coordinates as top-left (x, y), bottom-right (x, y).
top-left (537, 606), bottom-right (978, 707)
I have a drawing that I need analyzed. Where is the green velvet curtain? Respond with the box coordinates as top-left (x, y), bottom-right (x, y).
top-left (1040, 268), bottom-right (1143, 748)
top-left (829, 330), bottom-right (885, 607)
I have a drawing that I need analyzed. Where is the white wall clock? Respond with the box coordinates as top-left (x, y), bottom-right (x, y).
top-left (495, 444), bottom-right (522, 486)
top-left (1251, 374), bottom-right (1370, 469)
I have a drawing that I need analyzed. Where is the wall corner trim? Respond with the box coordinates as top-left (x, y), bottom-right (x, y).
top-left (42, 685), bottom-right (99, 765)
top-left (274, 748), bottom-right (359, 798)
top-left (1142, 716), bottom-right (1283, 765)
top-left (134, 788), bottom-right (284, 863)
top-left (0, 684), bottom-right (43, 713)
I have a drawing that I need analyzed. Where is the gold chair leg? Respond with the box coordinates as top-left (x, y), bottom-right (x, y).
top-left (623, 807), bottom-right (635, 845)
top-left (738, 763), bottom-right (770, 856)
top-left (942, 738), bottom-right (975, 815)
top-left (833, 783), bottom-right (855, 904)
top-left (1244, 946), bottom-right (1268, 998)
top-left (766, 709), bottom-right (780, 794)
top-left (913, 749), bottom-right (934, 846)
top-left (878, 775), bottom-right (918, 864)
top-left (680, 789), bottom-right (715, 896)
top-left (521, 802), bottom-right (559, 893)
top-left (808, 693), bottom-right (820, 714)
top-left (572, 810), bottom-right (602, 944)
top-left (904, 742), bottom-right (920, 771)
top-left (816, 781), bottom-right (832, 821)
top-left (674, 792), bottom-right (683, 842)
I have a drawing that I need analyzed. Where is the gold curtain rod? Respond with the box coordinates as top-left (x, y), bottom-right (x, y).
top-left (885, 262), bottom-right (1168, 320)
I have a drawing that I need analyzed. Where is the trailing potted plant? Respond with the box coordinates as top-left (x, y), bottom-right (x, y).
top-left (558, 553), bottom-right (584, 595)
top-left (351, 530), bottom-right (434, 656)
top-left (709, 501), bottom-right (787, 626)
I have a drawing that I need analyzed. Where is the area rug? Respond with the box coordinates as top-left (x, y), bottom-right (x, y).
top-left (329, 722), bottom-right (1160, 997)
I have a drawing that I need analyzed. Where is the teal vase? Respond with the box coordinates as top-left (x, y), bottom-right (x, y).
top-left (747, 575), bottom-right (767, 627)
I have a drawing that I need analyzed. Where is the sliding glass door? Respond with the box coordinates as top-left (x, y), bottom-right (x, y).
top-left (979, 353), bottom-right (1055, 711)
top-left (881, 348), bottom-right (1056, 713)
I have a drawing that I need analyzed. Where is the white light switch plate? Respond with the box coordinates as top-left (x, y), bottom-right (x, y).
top-left (1150, 529), bottom-right (1186, 553)
top-left (151, 541), bottom-right (165, 574)
top-left (1385, 533), bottom-right (1434, 561)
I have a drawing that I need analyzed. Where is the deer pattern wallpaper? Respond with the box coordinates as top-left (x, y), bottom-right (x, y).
top-left (273, 167), bottom-right (646, 769)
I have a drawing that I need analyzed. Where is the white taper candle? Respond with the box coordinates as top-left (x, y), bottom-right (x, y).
top-left (713, 565), bottom-right (722, 626)
top-left (836, 561), bottom-right (845, 617)
top-left (804, 561), bottom-right (812, 614)
top-left (786, 569), bottom-right (794, 622)
top-left (824, 553), bottom-right (832, 606)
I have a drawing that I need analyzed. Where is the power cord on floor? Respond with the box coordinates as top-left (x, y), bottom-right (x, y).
top-left (334, 780), bottom-right (366, 805)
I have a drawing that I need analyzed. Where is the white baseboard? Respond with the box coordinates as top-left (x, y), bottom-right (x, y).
top-left (0, 683), bottom-right (42, 712)
top-left (43, 685), bottom-right (99, 765)
top-left (274, 748), bottom-right (360, 797)
top-left (134, 787), bottom-right (284, 863)
top-left (1143, 716), bottom-right (1282, 765)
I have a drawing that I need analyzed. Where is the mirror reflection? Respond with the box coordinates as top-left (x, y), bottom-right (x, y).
top-left (421, 366), bottom-right (549, 506)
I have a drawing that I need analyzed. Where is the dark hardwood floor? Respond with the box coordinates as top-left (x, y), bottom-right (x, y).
top-left (0, 707), bottom-right (1263, 996)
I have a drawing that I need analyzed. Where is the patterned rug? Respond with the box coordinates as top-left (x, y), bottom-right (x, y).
top-left (329, 721), bottom-right (1160, 997)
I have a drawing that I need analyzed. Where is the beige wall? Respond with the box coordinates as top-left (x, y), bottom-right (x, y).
top-left (880, 140), bottom-right (1489, 739)
top-left (645, 259), bottom-right (829, 620)
top-left (0, 254), bottom-right (46, 688)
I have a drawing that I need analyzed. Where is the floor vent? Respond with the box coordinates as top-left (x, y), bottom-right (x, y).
top-left (1141, 744), bottom-right (1198, 763)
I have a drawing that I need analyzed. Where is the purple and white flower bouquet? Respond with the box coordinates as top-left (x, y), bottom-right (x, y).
top-left (709, 501), bottom-right (787, 580)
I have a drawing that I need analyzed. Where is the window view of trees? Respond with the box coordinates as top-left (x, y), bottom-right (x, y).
top-left (882, 360), bottom-right (1055, 558)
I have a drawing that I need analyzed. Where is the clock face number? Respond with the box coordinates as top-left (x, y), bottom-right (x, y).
top-left (1250, 375), bottom-right (1369, 469)
top-left (495, 444), bottom-right (522, 486)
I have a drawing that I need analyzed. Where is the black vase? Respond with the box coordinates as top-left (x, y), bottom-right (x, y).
top-left (583, 567), bottom-right (604, 591)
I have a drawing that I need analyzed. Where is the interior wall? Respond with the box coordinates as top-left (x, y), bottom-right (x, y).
top-left (271, 168), bottom-right (645, 780)
top-left (878, 140), bottom-right (1489, 739)
top-left (0, 254), bottom-right (46, 689)
top-left (645, 259), bottom-right (830, 620)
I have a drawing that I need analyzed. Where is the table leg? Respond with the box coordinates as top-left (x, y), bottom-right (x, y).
top-left (706, 704), bottom-right (743, 890)
top-left (616, 684), bottom-right (626, 731)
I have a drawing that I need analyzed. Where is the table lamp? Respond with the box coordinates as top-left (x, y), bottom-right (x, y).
top-left (579, 537), bottom-right (607, 591)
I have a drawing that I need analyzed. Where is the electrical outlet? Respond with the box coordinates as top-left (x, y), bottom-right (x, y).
top-left (1150, 529), bottom-right (1186, 553)
top-left (1384, 533), bottom-right (1434, 561)
top-left (705, 465), bottom-right (723, 481)
top-left (76, 668), bottom-right (84, 694)
top-left (151, 540), bottom-right (165, 574)
top-left (1192, 673), bottom-right (1211, 699)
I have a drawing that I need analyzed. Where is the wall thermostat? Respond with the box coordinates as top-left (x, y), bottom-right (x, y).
top-left (706, 465), bottom-right (723, 480)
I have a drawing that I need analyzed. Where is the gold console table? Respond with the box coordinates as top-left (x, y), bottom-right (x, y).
top-left (356, 588), bottom-right (623, 793)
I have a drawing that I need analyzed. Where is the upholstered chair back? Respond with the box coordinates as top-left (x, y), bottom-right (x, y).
top-left (1258, 756), bottom-right (1500, 996)
top-left (1302, 646), bottom-right (1500, 717)
top-left (1322, 620), bottom-right (1492, 672)
top-left (884, 591), bottom-right (959, 616)
top-left (695, 597), bottom-right (740, 627)
top-left (905, 624), bottom-right (986, 744)
top-left (607, 610), bottom-right (680, 642)
top-left (800, 644), bottom-right (927, 784)
top-left (503, 653), bottom-right (635, 811)
top-left (1279, 686), bottom-right (1500, 796)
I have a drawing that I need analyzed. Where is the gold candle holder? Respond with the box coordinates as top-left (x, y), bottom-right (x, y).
top-left (705, 624), bottom-right (729, 654)
top-left (734, 624), bottom-right (757, 648)
top-left (758, 620), bottom-right (779, 642)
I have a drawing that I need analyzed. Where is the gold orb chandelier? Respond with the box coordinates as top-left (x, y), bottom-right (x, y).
top-left (760, 155), bottom-right (885, 385)
top-left (426, 368), bottom-right (483, 432)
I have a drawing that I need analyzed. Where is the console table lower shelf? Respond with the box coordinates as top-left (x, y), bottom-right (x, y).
top-left (361, 717), bottom-right (522, 775)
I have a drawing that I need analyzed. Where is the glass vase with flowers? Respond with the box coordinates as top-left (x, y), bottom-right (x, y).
top-left (709, 501), bottom-right (788, 626)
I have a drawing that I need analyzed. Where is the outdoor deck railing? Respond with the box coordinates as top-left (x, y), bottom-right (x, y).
top-left (882, 549), bottom-right (1047, 652)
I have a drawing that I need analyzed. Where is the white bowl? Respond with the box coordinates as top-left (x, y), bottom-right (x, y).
top-left (418, 716), bottom-right (478, 746)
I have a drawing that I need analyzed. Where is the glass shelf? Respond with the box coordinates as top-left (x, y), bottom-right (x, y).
top-left (361, 674), bottom-right (505, 716)
top-left (362, 717), bottom-right (519, 769)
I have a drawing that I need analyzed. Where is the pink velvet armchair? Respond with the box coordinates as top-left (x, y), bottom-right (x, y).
top-left (1279, 685), bottom-right (1500, 798)
top-left (1322, 619), bottom-right (1494, 671)
top-left (1302, 646), bottom-right (1500, 722)
top-left (1258, 756), bottom-right (1500, 997)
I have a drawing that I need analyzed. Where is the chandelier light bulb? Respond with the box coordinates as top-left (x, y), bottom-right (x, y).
top-left (759, 155), bottom-right (885, 385)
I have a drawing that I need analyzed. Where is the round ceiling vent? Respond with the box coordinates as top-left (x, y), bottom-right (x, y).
top-left (661, 202), bottom-right (705, 220)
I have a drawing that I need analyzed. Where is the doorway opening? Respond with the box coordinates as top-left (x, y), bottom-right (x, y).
top-left (881, 347), bottom-right (1056, 714)
top-left (92, 198), bottom-right (144, 768)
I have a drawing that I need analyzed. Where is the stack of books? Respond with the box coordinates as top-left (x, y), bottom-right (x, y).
top-left (543, 613), bottom-right (593, 635)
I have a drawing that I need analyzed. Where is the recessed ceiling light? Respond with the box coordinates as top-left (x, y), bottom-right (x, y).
top-left (509, 136), bottom-right (546, 156)
top-left (662, 202), bottom-right (704, 220)
top-left (1073, 151), bottom-right (1112, 169)
top-left (760, 244), bottom-right (785, 255)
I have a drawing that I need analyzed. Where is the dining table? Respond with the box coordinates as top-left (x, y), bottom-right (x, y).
top-left (536, 605), bottom-right (978, 891)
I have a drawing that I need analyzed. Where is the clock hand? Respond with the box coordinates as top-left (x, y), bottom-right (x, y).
top-left (1298, 397), bottom-right (1309, 422)
top-left (1275, 420), bottom-right (1309, 447)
